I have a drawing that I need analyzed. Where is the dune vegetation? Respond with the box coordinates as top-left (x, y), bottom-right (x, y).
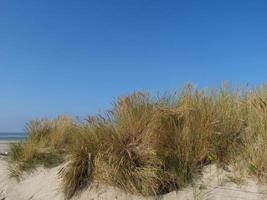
top-left (7, 83), bottom-right (267, 198)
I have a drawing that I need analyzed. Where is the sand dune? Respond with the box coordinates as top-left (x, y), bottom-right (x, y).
top-left (1, 157), bottom-right (267, 200)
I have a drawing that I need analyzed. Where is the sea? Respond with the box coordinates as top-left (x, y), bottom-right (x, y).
top-left (0, 132), bottom-right (26, 140)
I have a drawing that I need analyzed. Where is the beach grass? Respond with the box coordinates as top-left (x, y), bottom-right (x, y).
top-left (7, 83), bottom-right (267, 198)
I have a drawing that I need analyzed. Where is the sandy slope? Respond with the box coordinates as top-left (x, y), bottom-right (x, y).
top-left (1, 157), bottom-right (267, 200)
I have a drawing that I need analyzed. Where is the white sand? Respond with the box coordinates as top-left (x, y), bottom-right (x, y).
top-left (0, 140), bottom-right (11, 153)
top-left (1, 158), bottom-right (267, 200)
top-left (0, 140), bottom-right (15, 153)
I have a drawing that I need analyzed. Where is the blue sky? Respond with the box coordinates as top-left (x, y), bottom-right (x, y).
top-left (1, 0), bottom-right (267, 132)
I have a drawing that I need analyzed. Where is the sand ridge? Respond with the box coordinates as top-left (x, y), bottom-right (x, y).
top-left (1, 158), bottom-right (267, 200)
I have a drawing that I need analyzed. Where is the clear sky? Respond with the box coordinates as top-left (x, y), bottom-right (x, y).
top-left (1, 0), bottom-right (267, 132)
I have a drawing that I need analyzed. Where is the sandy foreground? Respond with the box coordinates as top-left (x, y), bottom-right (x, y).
top-left (1, 142), bottom-right (267, 200)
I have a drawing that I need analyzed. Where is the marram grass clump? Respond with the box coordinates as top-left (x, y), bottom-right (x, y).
top-left (7, 84), bottom-right (267, 198)
top-left (7, 115), bottom-right (75, 177)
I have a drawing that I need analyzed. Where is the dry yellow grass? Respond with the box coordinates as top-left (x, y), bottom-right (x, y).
top-left (8, 84), bottom-right (267, 198)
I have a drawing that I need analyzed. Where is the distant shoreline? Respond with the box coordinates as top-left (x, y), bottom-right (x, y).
top-left (0, 132), bottom-right (26, 141)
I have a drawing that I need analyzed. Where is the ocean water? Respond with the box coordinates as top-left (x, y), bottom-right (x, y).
top-left (0, 132), bottom-right (26, 140)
